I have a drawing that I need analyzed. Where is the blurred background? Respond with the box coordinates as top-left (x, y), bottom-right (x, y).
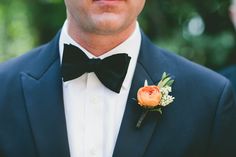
top-left (0, 0), bottom-right (235, 71)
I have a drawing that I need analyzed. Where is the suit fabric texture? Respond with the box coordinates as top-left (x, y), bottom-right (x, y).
top-left (220, 65), bottom-right (236, 92)
top-left (0, 32), bottom-right (236, 157)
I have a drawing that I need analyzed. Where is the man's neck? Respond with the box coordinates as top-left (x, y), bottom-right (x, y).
top-left (67, 21), bottom-right (136, 57)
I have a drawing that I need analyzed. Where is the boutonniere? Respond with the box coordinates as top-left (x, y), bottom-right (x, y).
top-left (136, 72), bottom-right (175, 128)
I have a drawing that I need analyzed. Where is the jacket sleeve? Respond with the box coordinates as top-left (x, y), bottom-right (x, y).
top-left (207, 80), bottom-right (236, 157)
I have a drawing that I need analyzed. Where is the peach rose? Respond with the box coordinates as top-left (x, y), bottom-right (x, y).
top-left (137, 85), bottom-right (162, 108)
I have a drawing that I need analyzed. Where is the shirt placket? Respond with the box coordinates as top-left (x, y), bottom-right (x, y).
top-left (85, 73), bottom-right (104, 157)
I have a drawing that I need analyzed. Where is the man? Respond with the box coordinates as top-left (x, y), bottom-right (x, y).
top-left (0, 0), bottom-right (236, 157)
top-left (220, 0), bottom-right (236, 91)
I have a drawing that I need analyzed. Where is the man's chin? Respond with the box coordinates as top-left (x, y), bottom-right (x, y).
top-left (92, 26), bottom-right (124, 35)
top-left (91, 17), bottom-right (126, 34)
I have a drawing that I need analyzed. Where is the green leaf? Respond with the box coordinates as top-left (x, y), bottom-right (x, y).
top-left (162, 77), bottom-right (171, 87)
top-left (150, 108), bottom-right (162, 114)
top-left (166, 80), bottom-right (174, 86)
top-left (158, 72), bottom-right (174, 88)
top-left (161, 72), bottom-right (167, 80)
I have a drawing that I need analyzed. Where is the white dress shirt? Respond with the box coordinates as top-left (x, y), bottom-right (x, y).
top-left (59, 20), bottom-right (141, 157)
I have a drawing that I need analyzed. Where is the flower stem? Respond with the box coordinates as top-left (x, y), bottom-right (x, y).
top-left (136, 110), bottom-right (149, 128)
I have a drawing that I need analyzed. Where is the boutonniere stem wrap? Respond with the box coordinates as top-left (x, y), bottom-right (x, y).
top-left (136, 72), bottom-right (175, 128)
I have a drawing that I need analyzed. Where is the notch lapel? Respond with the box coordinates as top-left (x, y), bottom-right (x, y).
top-left (20, 33), bottom-right (70, 157)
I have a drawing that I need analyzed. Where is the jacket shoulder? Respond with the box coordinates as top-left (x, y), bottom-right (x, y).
top-left (148, 42), bottom-right (229, 87)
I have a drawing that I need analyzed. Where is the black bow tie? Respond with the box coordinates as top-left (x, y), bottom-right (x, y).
top-left (61, 44), bottom-right (131, 93)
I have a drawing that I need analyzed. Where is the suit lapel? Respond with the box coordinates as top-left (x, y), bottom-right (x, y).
top-left (113, 33), bottom-right (168, 157)
top-left (20, 33), bottom-right (70, 157)
top-left (113, 63), bottom-right (161, 157)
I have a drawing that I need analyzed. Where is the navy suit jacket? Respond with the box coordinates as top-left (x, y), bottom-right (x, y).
top-left (0, 32), bottom-right (236, 157)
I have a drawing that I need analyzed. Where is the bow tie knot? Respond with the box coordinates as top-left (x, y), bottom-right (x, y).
top-left (61, 44), bottom-right (131, 93)
top-left (86, 58), bottom-right (101, 73)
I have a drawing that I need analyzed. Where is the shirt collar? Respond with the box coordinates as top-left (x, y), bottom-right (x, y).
top-left (59, 20), bottom-right (141, 90)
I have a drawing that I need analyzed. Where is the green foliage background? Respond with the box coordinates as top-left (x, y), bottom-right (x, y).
top-left (0, 0), bottom-right (235, 70)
